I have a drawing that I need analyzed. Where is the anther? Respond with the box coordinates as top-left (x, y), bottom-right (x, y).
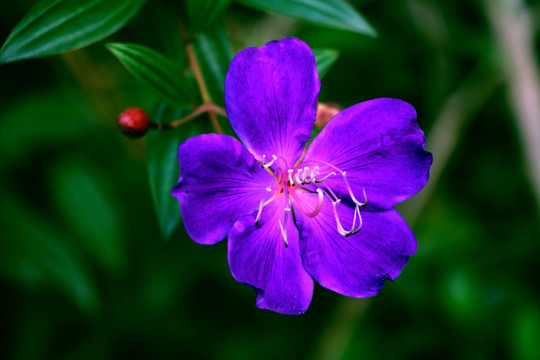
top-left (294, 169), bottom-right (303, 185)
top-left (279, 207), bottom-right (292, 248)
top-left (306, 166), bottom-right (319, 185)
top-left (255, 187), bottom-right (272, 225)
top-left (332, 199), bottom-right (363, 237)
top-left (278, 220), bottom-right (288, 248)
top-left (288, 169), bottom-right (295, 186)
top-left (314, 171), bottom-right (336, 183)
top-left (302, 167), bottom-right (309, 184)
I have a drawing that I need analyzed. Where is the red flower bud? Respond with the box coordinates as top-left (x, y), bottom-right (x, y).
top-left (118, 108), bottom-right (151, 139)
top-left (315, 102), bottom-right (342, 128)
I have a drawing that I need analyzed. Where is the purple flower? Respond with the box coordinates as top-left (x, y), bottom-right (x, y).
top-left (172, 38), bottom-right (432, 315)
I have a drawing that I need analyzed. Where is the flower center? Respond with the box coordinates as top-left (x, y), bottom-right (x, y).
top-left (256, 154), bottom-right (368, 247)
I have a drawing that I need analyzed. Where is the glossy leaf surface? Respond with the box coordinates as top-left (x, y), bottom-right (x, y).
top-left (0, 0), bottom-right (146, 63)
top-left (235, 0), bottom-right (376, 36)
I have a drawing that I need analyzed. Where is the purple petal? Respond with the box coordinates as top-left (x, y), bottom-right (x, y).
top-left (228, 196), bottom-right (314, 315)
top-left (225, 37), bottom-right (320, 167)
top-left (172, 134), bottom-right (272, 245)
top-left (294, 191), bottom-right (416, 297)
top-left (304, 98), bottom-right (432, 210)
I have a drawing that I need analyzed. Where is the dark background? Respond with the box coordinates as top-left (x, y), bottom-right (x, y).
top-left (1, 0), bottom-right (539, 359)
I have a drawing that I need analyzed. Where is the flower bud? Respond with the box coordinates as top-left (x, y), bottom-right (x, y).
top-left (315, 102), bottom-right (342, 128)
top-left (118, 108), bottom-right (150, 139)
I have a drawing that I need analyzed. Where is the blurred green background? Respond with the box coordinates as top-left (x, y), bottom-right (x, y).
top-left (1, 0), bottom-right (540, 359)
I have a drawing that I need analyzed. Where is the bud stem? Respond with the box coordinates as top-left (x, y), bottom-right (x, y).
top-left (151, 102), bottom-right (227, 129)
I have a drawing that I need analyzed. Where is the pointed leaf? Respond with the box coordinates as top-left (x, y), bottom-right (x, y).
top-left (107, 42), bottom-right (195, 109)
top-left (0, 0), bottom-right (146, 64)
top-left (313, 48), bottom-right (339, 78)
top-left (147, 103), bottom-right (213, 239)
top-left (235, 0), bottom-right (376, 36)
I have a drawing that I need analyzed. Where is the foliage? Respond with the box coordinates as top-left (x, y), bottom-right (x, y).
top-left (1, 0), bottom-right (539, 359)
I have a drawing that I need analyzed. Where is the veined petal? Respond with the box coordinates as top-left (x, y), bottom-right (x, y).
top-left (172, 134), bottom-right (272, 245)
top-left (304, 98), bottom-right (432, 210)
top-left (225, 37), bottom-right (320, 167)
top-left (228, 196), bottom-right (314, 315)
top-left (295, 191), bottom-right (416, 297)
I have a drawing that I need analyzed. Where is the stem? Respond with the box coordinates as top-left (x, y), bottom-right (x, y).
top-left (150, 102), bottom-right (227, 129)
top-left (487, 0), bottom-right (540, 215)
top-left (178, 19), bottom-right (223, 134)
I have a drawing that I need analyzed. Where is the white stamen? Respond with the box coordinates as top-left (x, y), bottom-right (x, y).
top-left (305, 166), bottom-right (319, 185)
top-left (288, 169), bottom-right (295, 185)
top-left (294, 169), bottom-right (303, 185)
top-left (300, 188), bottom-right (324, 217)
top-left (261, 154), bottom-right (278, 169)
top-left (342, 171), bottom-right (368, 207)
top-left (332, 199), bottom-right (363, 237)
top-left (314, 171), bottom-right (336, 183)
top-left (255, 187), bottom-right (272, 225)
top-left (279, 207), bottom-right (291, 247)
top-left (302, 167), bottom-right (309, 184)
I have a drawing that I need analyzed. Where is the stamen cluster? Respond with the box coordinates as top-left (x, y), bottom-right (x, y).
top-left (257, 154), bottom-right (368, 246)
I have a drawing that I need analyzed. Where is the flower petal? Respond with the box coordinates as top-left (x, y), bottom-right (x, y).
top-left (228, 196), bottom-right (314, 315)
top-left (304, 98), bottom-right (432, 210)
top-left (225, 37), bottom-right (320, 167)
top-left (295, 191), bottom-right (416, 297)
top-left (172, 134), bottom-right (272, 245)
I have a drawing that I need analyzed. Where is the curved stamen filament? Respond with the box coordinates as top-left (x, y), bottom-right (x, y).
top-left (279, 207), bottom-right (291, 248)
top-left (304, 159), bottom-right (344, 174)
top-left (261, 154), bottom-right (278, 169)
top-left (342, 171), bottom-right (368, 207)
top-left (314, 171), bottom-right (336, 183)
top-left (321, 183), bottom-right (339, 202)
top-left (288, 169), bottom-right (295, 185)
top-left (294, 169), bottom-right (303, 185)
top-left (302, 167), bottom-right (309, 183)
top-left (290, 188), bottom-right (324, 218)
top-left (305, 166), bottom-right (319, 185)
top-left (332, 199), bottom-right (363, 237)
top-left (255, 187), bottom-right (273, 225)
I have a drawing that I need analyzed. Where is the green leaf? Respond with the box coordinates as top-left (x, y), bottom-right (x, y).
top-left (50, 157), bottom-right (126, 274)
top-left (0, 195), bottom-right (99, 313)
top-left (235, 0), bottom-right (376, 36)
top-left (107, 42), bottom-right (195, 109)
top-left (186, 0), bottom-right (231, 31)
top-left (147, 103), bottom-right (213, 239)
top-left (313, 48), bottom-right (339, 78)
top-left (0, 0), bottom-right (146, 64)
top-left (193, 25), bottom-right (234, 106)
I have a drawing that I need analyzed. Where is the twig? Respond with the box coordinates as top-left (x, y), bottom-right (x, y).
top-left (178, 19), bottom-right (224, 134)
top-left (151, 102), bottom-right (227, 129)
